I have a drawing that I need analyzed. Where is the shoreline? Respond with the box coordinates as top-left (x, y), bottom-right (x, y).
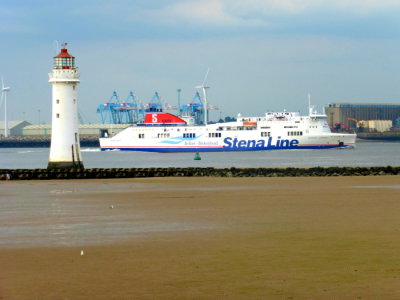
top-left (0, 135), bottom-right (99, 148)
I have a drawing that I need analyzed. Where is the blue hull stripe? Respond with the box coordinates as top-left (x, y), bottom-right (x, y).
top-left (101, 144), bottom-right (353, 152)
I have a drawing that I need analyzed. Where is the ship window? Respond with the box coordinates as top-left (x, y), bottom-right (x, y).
top-left (158, 133), bottom-right (170, 138)
top-left (261, 132), bottom-right (270, 137)
top-left (288, 131), bottom-right (303, 136)
top-left (209, 132), bottom-right (221, 138)
top-left (183, 133), bottom-right (196, 138)
top-left (139, 133), bottom-right (145, 139)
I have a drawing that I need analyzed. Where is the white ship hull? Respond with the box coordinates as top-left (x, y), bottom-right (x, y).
top-left (100, 111), bottom-right (356, 152)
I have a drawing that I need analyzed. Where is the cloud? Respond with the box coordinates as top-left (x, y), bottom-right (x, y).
top-left (148, 0), bottom-right (270, 27)
top-left (167, 0), bottom-right (237, 24)
top-left (1, 0), bottom-right (399, 42)
top-left (227, 0), bottom-right (400, 15)
top-left (150, 0), bottom-right (400, 24)
top-left (133, 0), bottom-right (400, 38)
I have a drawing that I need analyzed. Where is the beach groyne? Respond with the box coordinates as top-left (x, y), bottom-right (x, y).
top-left (1, 166), bottom-right (399, 180)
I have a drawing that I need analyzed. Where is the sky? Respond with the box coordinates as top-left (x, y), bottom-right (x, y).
top-left (1, 0), bottom-right (400, 124)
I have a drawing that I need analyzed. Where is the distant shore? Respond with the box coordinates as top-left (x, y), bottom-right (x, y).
top-left (0, 135), bottom-right (99, 147)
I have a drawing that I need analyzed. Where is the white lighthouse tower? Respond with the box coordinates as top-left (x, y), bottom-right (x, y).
top-left (48, 43), bottom-right (84, 169)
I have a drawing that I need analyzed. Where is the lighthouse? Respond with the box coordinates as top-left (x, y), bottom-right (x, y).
top-left (48, 43), bottom-right (84, 169)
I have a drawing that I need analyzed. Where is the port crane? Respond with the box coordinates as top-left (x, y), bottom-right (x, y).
top-left (180, 91), bottom-right (219, 125)
top-left (97, 91), bottom-right (178, 124)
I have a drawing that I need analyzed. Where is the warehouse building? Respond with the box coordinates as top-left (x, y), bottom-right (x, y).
top-left (0, 121), bottom-right (31, 137)
top-left (325, 103), bottom-right (400, 130)
top-left (22, 124), bottom-right (129, 136)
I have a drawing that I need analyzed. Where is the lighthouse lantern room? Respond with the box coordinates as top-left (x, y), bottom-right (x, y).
top-left (48, 43), bottom-right (84, 169)
top-left (54, 48), bottom-right (75, 69)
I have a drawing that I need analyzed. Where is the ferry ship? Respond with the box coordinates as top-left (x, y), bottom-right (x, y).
top-left (99, 107), bottom-right (356, 152)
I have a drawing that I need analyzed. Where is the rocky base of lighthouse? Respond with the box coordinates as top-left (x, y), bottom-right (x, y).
top-left (47, 161), bottom-right (84, 170)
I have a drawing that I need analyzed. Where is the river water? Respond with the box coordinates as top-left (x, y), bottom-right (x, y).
top-left (0, 142), bottom-right (399, 169)
top-left (1, 142), bottom-right (399, 249)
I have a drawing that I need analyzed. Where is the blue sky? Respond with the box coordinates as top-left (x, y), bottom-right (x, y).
top-left (1, 0), bottom-right (400, 124)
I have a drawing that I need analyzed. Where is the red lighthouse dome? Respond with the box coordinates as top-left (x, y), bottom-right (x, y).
top-left (54, 43), bottom-right (75, 69)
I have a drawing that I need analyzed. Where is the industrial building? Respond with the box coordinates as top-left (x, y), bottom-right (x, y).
top-left (22, 124), bottom-right (129, 136)
top-left (0, 121), bottom-right (31, 137)
top-left (0, 122), bottom-right (127, 137)
top-left (325, 103), bottom-right (400, 130)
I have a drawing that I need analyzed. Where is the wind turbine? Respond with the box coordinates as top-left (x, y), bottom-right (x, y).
top-left (1, 77), bottom-right (10, 137)
top-left (196, 68), bottom-right (210, 125)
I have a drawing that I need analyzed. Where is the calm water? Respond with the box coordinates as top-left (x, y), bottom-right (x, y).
top-left (0, 142), bottom-right (399, 169)
top-left (1, 142), bottom-right (399, 248)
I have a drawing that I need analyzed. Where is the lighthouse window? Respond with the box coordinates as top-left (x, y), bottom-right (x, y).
top-left (56, 99), bottom-right (60, 104)
top-left (56, 113), bottom-right (60, 118)
top-left (73, 99), bottom-right (76, 104)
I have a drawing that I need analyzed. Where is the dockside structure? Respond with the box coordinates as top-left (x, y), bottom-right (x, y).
top-left (326, 103), bottom-right (400, 129)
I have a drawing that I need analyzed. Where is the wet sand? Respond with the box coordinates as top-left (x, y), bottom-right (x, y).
top-left (1, 176), bottom-right (400, 299)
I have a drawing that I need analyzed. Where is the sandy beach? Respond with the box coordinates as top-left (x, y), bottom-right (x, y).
top-left (1, 176), bottom-right (400, 299)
